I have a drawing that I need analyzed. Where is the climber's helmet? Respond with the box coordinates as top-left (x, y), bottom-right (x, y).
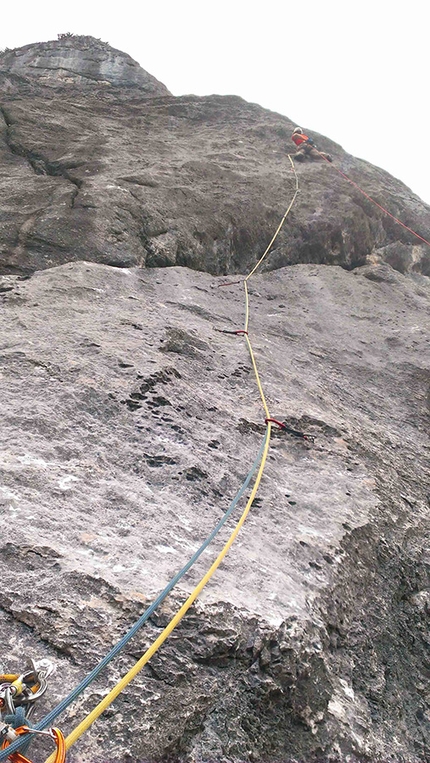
top-left (292, 127), bottom-right (303, 134)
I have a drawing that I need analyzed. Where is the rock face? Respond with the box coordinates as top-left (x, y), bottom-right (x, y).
top-left (0, 37), bottom-right (429, 763)
top-left (0, 35), bottom-right (170, 92)
top-left (0, 36), bottom-right (429, 278)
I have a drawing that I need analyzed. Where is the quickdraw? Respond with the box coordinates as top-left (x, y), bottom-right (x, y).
top-left (214, 328), bottom-right (249, 336)
top-left (265, 418), bottom-right (315, 442)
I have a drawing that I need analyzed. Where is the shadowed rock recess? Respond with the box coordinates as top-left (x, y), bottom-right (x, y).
top-left (0, 36), bottom-right (429, 763)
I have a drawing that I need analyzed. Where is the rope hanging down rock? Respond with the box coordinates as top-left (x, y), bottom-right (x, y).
top-left (0, 435), bottom-right (267, 762)
top-left (3, 123), bottom-right (426, 762)
top-left (5, 153), bottom-right (301, 763)
top-left (42, 156), bottom-right (301, 762)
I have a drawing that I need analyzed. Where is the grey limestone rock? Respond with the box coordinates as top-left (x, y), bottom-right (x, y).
top-left (0, 35), bottom-right (429, 763)
top-left (0, 35), bottom-right (170, 92)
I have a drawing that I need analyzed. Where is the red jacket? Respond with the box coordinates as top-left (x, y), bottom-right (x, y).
top-left (292, 132), bottom-right (309, 146)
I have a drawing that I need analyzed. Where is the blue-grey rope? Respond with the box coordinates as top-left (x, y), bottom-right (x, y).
top-left (0, 431), bottom-right (268, 761)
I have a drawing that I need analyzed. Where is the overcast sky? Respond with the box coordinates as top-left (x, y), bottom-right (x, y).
top-left (2, 0), bottom-right (429, 205)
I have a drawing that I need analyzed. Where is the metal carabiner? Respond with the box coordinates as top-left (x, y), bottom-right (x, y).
top-left (22, 676), bottom-right (47, 704)
top-left (28, 659), bottom-right (55, 683)
top-left (19, 727), bottom-right (55, 739)
top-left (18, 659), bottom-right (55, 704)
top-left (3, 687), bottom-right (15, 717)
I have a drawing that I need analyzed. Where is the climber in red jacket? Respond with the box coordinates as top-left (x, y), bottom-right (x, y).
top-left (291, 127), bottom-right (333, 163)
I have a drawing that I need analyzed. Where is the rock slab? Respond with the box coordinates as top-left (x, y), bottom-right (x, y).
top-left (0, 259), bottom-right (428, 762)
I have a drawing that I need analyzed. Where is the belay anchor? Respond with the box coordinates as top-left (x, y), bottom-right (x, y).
top-left (0, 660), bottom-right (66, 763)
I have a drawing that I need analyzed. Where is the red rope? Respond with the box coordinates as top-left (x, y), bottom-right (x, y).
top-left (318, 153), bottom-right (430, 248)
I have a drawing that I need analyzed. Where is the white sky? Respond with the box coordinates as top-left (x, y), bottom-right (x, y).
top-left (1, 0), bottom-right (429, 204)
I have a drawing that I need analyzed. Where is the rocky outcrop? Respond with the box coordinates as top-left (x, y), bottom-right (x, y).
top-left (0, 37), bottom-right (429, 277)
top-left (0, 36), bottom-right (429, 763)
top-left (0, 35), bottom-right (170, 92)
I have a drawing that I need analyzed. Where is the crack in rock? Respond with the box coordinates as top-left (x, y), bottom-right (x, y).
top-left (0, 104), bottom-right (81, 207)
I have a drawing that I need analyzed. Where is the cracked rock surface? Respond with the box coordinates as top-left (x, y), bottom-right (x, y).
top-left (0, 37), bottom-right (429, 277)
top-left (0, 259), bottom-right (429, 762)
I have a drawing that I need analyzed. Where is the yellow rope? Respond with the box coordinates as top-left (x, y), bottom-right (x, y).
top-left (244, 278), bottom-right (251, 335)
top-left (244, 329), bottom-right (270, 421)
top-left (244, 155), bottom-right (299, 282)
top-left (244, 155), bottom-right (298, 419)
top-left (45, 154), bottom-right (299, 761)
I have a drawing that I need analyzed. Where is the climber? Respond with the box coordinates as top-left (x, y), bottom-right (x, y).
top-left (291, 128), bottom-right (332, 163)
